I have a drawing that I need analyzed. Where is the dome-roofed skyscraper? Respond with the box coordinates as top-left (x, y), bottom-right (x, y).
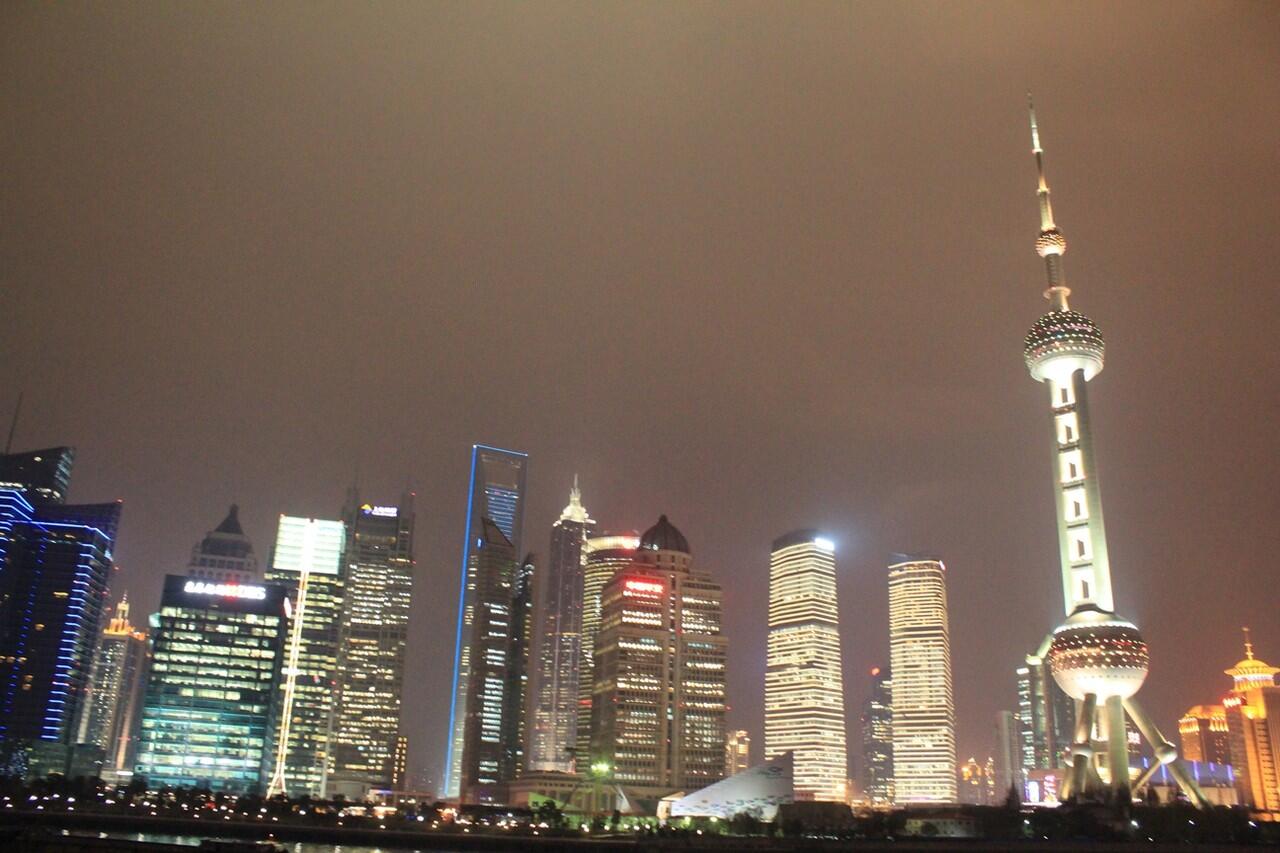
top-left (1019, 99), bottom-right (1206, 806)
top-left (590, 515), bottom-right (727, 792)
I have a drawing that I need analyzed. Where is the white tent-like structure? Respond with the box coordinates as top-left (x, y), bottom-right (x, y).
top-left (665, 751), bottom-right (794, 821)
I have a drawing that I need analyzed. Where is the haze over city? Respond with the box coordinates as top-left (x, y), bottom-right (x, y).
top-left (3, 1), bottom-right (1278, 795)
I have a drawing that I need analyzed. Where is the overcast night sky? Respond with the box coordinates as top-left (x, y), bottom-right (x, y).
top-left (3, 2), bottom-right (1279, 792)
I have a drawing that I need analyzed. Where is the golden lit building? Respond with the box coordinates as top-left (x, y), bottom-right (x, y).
top-left (725, 729), bottom-right (751, 777)
top-left (1222, 629), bottom-right (1280, 811)
top-left (1178, 705), bottom-right (1230, 765)
top-left (888, 556), bottom-right (956, 803)
top-left (765, 531), bottom-right (847, 801)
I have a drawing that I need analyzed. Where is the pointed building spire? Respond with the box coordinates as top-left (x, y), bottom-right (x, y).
top-left (1244, 626), bottom-right (1255, 660)
top-left (1028, 94), bottom-right (1071, 310)
top-left (558, 475), bottom-right (592, 525)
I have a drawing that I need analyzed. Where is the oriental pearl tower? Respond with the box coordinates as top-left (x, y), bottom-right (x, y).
top-left (1021, 98), bottom-right (1208, 807)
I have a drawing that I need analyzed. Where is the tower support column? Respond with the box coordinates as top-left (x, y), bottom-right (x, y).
top-left (1104, 696), bottom-right (1130, 803)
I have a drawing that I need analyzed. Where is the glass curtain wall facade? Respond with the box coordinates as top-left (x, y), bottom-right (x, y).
top-left (444, 445), bottom-right (526, 799)
top-left (887, 556), bottom-right (956, 803)
top-left (328, 493), bottom-right (414, 799)
top-left (0, 488), bottom-right (116, 764)
top-left (528, 480), bottom-right (595, 772)
top-left (765, 530), bottom-right (847, 801)
top-left (264, 516), bottom-right (345, 798)
top-left (135, 575), bottom-right (288, 792)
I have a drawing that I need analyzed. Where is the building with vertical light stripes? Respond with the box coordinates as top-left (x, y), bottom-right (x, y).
top-left (264, 515), bottom-right (346, 799)
top-left (765, 530), bottom-right (847, 802)
top-left (887, 555), bottom-right (956, 803)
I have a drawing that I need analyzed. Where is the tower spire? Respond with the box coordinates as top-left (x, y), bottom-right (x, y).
top-left (1244, 626), bottom-right (1255, 660)
top-left (1028, 93), bottom-right (1070, 309)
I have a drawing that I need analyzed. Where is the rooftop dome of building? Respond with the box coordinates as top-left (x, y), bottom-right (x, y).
top-left (640, 514), bottom-right (690, 555)
top-left (1226, 628), bottom-right (1279, 689)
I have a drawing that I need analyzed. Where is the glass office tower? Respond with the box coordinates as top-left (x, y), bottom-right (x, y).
top-left (328, 493), bottom-right (414, 799)
top-left (135, 575), bottom-right (289, 792)
top-left (76, 595), bottom-right (148, 778)
top-left (0, 487), bottom-right (117, 770)
top-left (264, 515), bottom-right (346, 798)
top-left (444, 445), bottom-right (526, 799)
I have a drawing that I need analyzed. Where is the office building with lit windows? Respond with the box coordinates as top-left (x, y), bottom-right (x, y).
top-left (445, 445), bottom-right (527, 799)
top-left (1015, 650), bottom-right (1074, 774)
top-left (590, 516), bottom-right (727, 792)
top-left (0, 484), bottom-right (118, 769)
top-left (135, 574), bottom-right (289, 792)
top-left (263, 515), bottom-right (346, 798)
top-left (860, 666), bottom-right (894, 806)
top-left (456, 519), bottom-right (521, 801)
top-left (76, 595), bottom-right (148, 778)
top-left (725, 730), bottom-right (751, 777)
top-left (0, 447), bottom-right (74, 505)
top-left (576, 532), bottom-right (640, 761)
top-left (765, 530), bottom-right (847, 801)
top-left (1221, 630), bottom-right (1280, 811)
top-left (328, 492), bottom-right (414, 799)
top-left (501, 552), bottom-right (536, 781)
top-left (1178, 705), bottom-right (1230, 766)
top-left (887, 555), bottom-right (956, 803)
top-left (528, 479), bottom-right (595, 773)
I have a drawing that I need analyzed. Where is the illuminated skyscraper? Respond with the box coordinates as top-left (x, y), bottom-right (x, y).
top-left (860, 666), bottom-right (894, 806)
top-left (445, 445), bottom-right (527, 799)
top-left (0, 446), bottom-right (74, 505)
top-left (1015, 648), bottom-right (1074, 773)
top-left (457, 519), bottom-right (519, 801)
top-left (76, 595), bottom-right (148, 778)
top-left (725, 729), bottom-right (751, 777)
top-left (0, 483), bottom-right (118, 769)
top-left (1178, 705), bottom-right (1230, 765)
top-left (529, 479), bottom-right (595, 772)
top-left (765, 530), bottom-right (847, 801)
top-left (328, 493), bottom-right (414, 799)
top-left (264, 515), bottom-right (346, 798)
top-left (135, 574), bottom-right (288, 792)
top-left (575, 532), bottom-right (640, 761)
top-left (1018, 100), bottom-right (1205, 805)
top-left (590, 516), bottom-right (727, 791)
top-left (501, 552), bottom-right (537, 782)
top-left (1221, 629), bottom-right (1280, 810)
top-left (887, 555), bottom-right (955, 803)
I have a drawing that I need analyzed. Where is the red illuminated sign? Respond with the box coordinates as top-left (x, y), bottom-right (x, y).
top-left (624, 579), bottom-right (664, 595)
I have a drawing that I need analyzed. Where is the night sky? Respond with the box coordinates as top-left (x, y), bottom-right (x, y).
top-left (4, 3), bottom-right (1278, 792)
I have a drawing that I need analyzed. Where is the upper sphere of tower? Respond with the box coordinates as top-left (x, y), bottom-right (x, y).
top-left (1047, 608), bottom-right (1149, 701)
top-left (640, 514), bottom-right (690, 555)
top-left (1025, 310), bottom-right (1105, 383)
top-left (1036, 228), bottom-right (1067, 258)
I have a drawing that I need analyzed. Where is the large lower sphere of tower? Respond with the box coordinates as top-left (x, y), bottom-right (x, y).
top-left (1047, 608), bottom-right (1149, 701)
top-left (1024, 310), bottom-right (1105, 383)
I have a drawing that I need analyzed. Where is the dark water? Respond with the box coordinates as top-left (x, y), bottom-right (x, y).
top-left (61, 830), bottom-right (461, 853)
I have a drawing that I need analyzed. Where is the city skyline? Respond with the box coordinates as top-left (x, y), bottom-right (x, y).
top-left (4, 3), bottom-right (1278, 796)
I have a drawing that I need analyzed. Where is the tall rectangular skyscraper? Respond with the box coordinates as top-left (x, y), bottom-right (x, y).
top-left (887, 555), bottom-right (956, 803)
top-left (528, 479), bottom-right (595, 772)
top-left (135, 574), bottom-right (289, 792)
top-left (0, 485), bottom-right (118, 767)
top-left (575, 533), bottom-right (639, 761)
top-left (860, 666), bottom-right (894, 805)
top-left (264, 515), bottom-right (346, 798)
top-left (444, 445), bottom-right (527, 799)
top-left (590, 516), bottom-right (727, 791)
top-left (76, 595), bottom-right (148, 778)
top-left (765, 530), bottom-right (847, 802)
top-left (328, 493), bottom-right (414, 799)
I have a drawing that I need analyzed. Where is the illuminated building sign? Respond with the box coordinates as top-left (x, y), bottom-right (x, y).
top-left (624, 579), bottom-right (665, 595)
top-left (360, 504), bottom-right (398, 518)
top-left (183, 580), bottom-right (267, 600)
